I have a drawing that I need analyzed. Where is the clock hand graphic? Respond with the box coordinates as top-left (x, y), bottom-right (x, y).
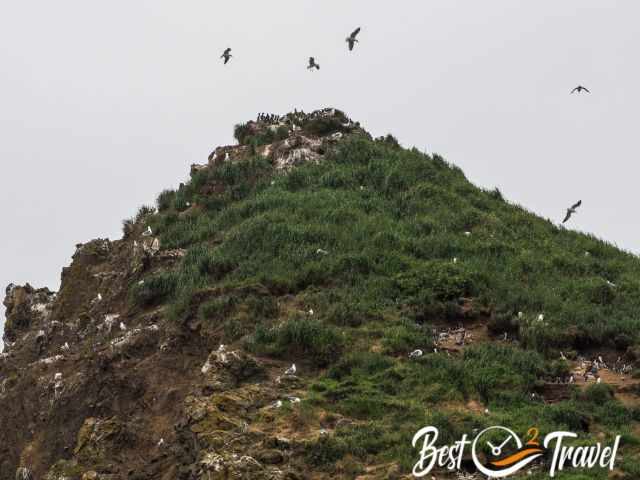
top-left (487, 436), bottom-right (513, 457)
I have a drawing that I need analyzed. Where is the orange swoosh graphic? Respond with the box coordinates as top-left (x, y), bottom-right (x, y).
top-left (490, 447), bottom-right (545, 467)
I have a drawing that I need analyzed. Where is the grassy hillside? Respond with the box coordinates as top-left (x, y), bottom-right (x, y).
top-left (134, 133), bottom-right (640, 478)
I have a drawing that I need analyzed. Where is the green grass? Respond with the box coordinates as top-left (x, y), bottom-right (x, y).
top-left (144, 136), bottom-right (640, 350)
top-left (129, 132), bottom-right (640, 476)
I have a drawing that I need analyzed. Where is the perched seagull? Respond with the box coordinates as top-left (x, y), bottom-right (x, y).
top-left (409, 349), bottom-right (423, 358)
top-left (221, 48), bottom-right (232, 64)
top-left (142, 226), bottom-right (153, 237)
top-left (307, 57), bottom-right (320, 70)
top-left (284, 364), bottom-right (297, 376)
top-left (562, 200), bottom-right (582, 224)
top-left (346, 27), bottom-right (361, 51)
top-left (571, 85), bottom-right (590, 94)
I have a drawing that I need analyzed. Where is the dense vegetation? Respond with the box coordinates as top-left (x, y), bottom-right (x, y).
top-left (132, 134), bottom-right (640, 478)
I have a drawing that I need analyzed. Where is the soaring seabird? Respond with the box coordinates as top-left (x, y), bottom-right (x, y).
top-left (571, 85), bottom-right (590, 94)
top-left (221, 48), bottom-right (232, 65)
top-left (346, 27), bottom-right (361, 51)
top-left (307, 57), bottom-right (320, 70)
top-left (562, 200), bottom-right (582, 223)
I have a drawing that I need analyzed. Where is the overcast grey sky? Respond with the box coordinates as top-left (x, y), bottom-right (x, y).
top-left (1, 1), bottom-right (639, 339)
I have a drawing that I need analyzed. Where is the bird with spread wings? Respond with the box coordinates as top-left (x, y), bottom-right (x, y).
top-left (346, 27), bottom-right (361, 51)
top-left (563, 200), bottom-right (582, 223)
top-left (571, 85), bottom-right (590, 94)
top-left (307, 57), bottom-right (320, 70)
top-left (221, 48), bottom-right (232, 65)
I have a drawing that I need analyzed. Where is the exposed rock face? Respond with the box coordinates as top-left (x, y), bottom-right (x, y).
top-left (0, 109), bottom-right (367, 480)
top-left (203, 107), bottom-right (368, 173)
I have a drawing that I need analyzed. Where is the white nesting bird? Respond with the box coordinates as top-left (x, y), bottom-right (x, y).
top-left (284, 364), bottom-right (297, 376)
top-left (119, 322), bottom-right (127, 331)
top-left (517, 311), bottom-right (524, 319)
top-left (537, 314), bottom-right (544, 322)
top-left (308, 309), bottom-right (314, 316)
top-left (316, 248), bottom-right (329, 255)
top-left (273, 400), bottom-right (283, 408)
top-left (142, 226), bottom-right (153, 237)
top-left (288, 396), bottom-right (301, 404)
top-left (157, 438), bottom-right (165, 447)
top-left (96, 293), bottom-right (102, 302)
top-left (409, 349), bottom-right (423, 358)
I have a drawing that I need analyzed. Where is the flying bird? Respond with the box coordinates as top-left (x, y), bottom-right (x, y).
top-left (221, 48), bottom-right (232, 65)
top-left (346, 27), bottom-right (361, 51)
top-left (562, 200), bottom-right (582, 223)
top-left (307, 57), bottom-right (320, 70)
top-left (571, 85), bottom-right (590, 94)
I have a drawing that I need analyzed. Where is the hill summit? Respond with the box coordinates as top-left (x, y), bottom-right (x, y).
top-left (2, 108), bottom-right (640, 479)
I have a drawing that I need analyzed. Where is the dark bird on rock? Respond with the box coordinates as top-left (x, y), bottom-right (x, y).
top-left (571, 85), bottom-right (590, 94)
top-left (346, 27), bottom-right (361, 51)
top-left (308, 57), bottom-right (320, 70)
top-left (221, 48), bottom-right (232, 65)
top-left (563, 200), bottom-right (582, 223)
